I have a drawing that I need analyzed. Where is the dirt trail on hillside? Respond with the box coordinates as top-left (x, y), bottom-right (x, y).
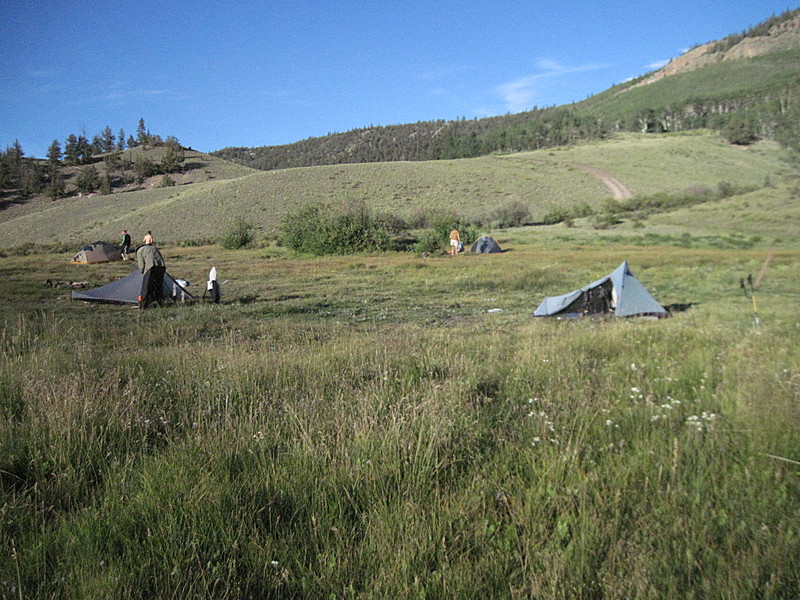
top-left (569, 162), bottom-right (632, 200)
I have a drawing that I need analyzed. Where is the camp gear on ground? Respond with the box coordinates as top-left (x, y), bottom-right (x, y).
top-left (204, 266), bottom-right (221, 303)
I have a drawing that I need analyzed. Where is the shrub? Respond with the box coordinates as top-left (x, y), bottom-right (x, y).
top-left (722, 114), bottom-right (759, 145)
top-left (159, 174), bottom-right (176, 188)
top-left (280, 200), bottom-right (405, 255)
top-left (571, 201), bottom-right (595, 218)
top-left (489, 200), bottom-right (531, 228)
top-left (592, 212), bottom-right (620, 229)
top-left (542, 201), bottom-right (595, 225)
top-left (542, 206), bottom-right (572, 225)
top-left (179, 238), bottom-right (215, 248)
top-left (219, 217), bottom-right (255, 250)
top-left (718, 181), bottom-right (735, 198)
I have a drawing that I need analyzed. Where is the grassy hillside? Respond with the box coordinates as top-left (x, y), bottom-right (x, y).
top-left (0, 131), bottom-right (793, 250)
top-left (0, 145), bottom-right (258, 228)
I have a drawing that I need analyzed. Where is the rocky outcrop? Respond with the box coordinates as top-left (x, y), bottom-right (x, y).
top-left (630, 10), bottom-right (800, 90)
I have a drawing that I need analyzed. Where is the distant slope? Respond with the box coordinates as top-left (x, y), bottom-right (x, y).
top-left (577, 47), bottom-right (800, 128)
top-left (0, 146), bottom-right (258, 230)
top-left (0, 131), bottom-right (790, 249)
top-left (213, 9), bottom-right (800, 171)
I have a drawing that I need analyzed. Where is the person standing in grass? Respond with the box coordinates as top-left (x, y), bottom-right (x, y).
top-left (142, 230), bottom-right (154, 245)
top-left (136, 241), bottom-right (166, 309)
top-left (120, 229), bottom-right (132, 260)
top-left (449, 228), bottom-right (461, 256)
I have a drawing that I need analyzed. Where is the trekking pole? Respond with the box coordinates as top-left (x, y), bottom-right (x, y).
top-left (740, 275), bottom-right (759, 327)
top-left (740, 251), bottom-right (774, 328)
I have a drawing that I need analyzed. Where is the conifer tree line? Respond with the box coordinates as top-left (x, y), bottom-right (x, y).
top-left (1, 118), bottom-right (185, 199)
top-left (213, 80), bottom-right (800, 172)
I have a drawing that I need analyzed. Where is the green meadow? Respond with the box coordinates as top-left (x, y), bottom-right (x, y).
top-left (2, 127), bottom-right (800, 598)
top-left (2, 213), bottom-right (799, 598)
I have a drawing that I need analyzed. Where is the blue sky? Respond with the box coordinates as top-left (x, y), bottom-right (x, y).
top-left (1, 0), bottom-right (797, 158)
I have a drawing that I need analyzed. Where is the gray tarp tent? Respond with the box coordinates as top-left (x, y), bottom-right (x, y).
top-left (71, 241), bottom-right (122, 264)
top-left (72, 269), bottom-right (193, 304)
top-left (471, 236), bottom-right (502, 253)
top-left (534, 261), bottom-right (668, 318)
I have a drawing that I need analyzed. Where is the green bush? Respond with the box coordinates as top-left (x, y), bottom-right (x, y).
top-left (280, 200), bottom-right (406, 255)
top-left (542, 201), bottom-right (595, 225)
top-left (159, 174), bottom-right (176, 188)
top-left (179, 238), bottom-right (215, 248)
top-left (722, 113), bottom-right (759, 145)
top-left (489, 200), bottom-right (531, 228)
top-left (592, 212), bottom-right (620, 229)
top-left (219, 217), bottom-right (255, 250)
top-left (542, 206), bottom-right (573, 225)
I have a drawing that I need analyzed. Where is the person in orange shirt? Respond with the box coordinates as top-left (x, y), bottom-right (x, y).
top-left (449, 228), bottom-right (461, 256)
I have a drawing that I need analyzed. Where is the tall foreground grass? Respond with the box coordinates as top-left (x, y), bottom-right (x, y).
top-left (1, 246), bottom-right (799, 598)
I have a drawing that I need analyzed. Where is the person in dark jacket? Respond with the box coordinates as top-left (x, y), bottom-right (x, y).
top-left (136, 243), bottom-right (166, 309)
top-left (121, 230), bottom-right (132, 260)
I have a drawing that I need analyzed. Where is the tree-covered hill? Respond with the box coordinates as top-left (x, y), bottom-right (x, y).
top-left (212, 9), bottom-right (800, 170)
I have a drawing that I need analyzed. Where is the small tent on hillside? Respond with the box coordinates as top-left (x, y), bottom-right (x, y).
top-left (71, 269), bottom-right (193, 304)
top-left (534, 261), bottom-right (668, 318)
top-left (71, 241), bottom-right (122, 264)
top-left (471, 236), bottom-right (502, 253)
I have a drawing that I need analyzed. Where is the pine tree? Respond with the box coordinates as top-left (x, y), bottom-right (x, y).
top-left (100, 172), bottom-right (112, 195)
top-left (64, 134), bottom-right (80, 165)
top-left (161, 136), bottom-right (184, 173)
top-left (92, 135), bottom-right (104, 156)
top-left (46, 139), bottom-right (62, 167)
top-left (136, 118), bottom-right (148, 146)
top-left (19, 161), bottom-right (44, 197)
top-left (101, 125), bottom-right (115, 153)
top-left (8, 139), bottom-right (24, 165)
top-left (45, 140), bottom-right (63, 195)
top-left (46, 172), bottom-right (65, 200)
top-left (76, 135), bottom-right (92, 164)
top-left (75, 165), bottom-right (100, 193)
top-left (2, 140), bottom-right (25, 190)
top-left (117, 128), bottom-right (126, 151)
